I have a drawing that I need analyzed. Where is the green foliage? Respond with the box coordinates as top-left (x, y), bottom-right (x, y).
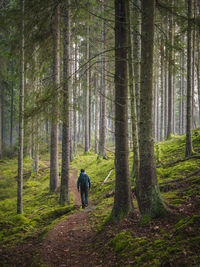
top-left (0, 154), bottom-right (75, 247)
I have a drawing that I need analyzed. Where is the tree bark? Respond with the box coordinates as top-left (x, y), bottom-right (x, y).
top-left (10, 63), bottom-right (14, 148)
top-left (17, 0), bottom-right (24, 214)
top-left (95, 72), bottom-right (98, 154)
top-left (167, 1), bottom-right (173, 139)
top-left (197, 40), bottom-right (200, 126)
top-left (50, 3), bottom-right (60, 192)
top-left (112, 0), bottom-right (133, 221)
top-left (0, 85), bottom-right (2, 160)
top-left (73, 41), bottom-right (77, 156)
top-left (99, 0), bottom-right (106, 158)
top-left (60, 0), bottom-right (71, 205)
top-left (186, 0), bottom-right (193, 156)
top-left (136, 0), bottom-right (166, 218)
top-left (85, 25), bottom-right (90, 153)
top-left (160, 30), bottom-right (164, 141)
top-left (133, 0), bottom-right (141, 122)
top-left (127, 2), bottom-right (139, 180)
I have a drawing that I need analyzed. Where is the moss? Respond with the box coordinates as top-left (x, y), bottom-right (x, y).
top-left (12, 214), bottom-right (30, 226)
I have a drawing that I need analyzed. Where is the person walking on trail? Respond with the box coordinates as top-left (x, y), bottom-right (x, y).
top-left (77, 169), bottom-right (91, 209)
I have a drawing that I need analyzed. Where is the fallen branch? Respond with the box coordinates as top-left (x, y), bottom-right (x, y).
top-left (99, 169), bottom-right (113, 190)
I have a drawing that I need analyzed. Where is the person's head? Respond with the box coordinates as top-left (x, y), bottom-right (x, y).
top-left (81, 169), bottom-right (85, 173)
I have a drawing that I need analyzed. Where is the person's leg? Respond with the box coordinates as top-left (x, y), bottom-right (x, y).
top-left (80, 189), bottom-right (85, 208)
top-left (85, 188), bottom-right (88, 206)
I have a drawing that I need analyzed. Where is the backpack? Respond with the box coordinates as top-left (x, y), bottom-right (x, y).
top-left (79, 173), bottom-right (88, 189)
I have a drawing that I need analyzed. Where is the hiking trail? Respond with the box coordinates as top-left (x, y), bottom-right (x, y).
top-left (41, 169), bottom-right (101, 267)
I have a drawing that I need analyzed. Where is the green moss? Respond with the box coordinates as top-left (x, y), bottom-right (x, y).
top-left (12, 214), bottom-right (30, 225)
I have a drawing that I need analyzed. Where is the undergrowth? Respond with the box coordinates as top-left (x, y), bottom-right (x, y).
top-left (0, 128), bottom-right (200, 266)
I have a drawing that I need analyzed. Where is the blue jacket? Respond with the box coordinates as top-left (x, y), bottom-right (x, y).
top-left (77, 172), bottom-right (91, 191)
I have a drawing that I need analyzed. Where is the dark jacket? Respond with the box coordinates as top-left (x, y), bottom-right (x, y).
top-left (77, 172), bottom-right (91, 191)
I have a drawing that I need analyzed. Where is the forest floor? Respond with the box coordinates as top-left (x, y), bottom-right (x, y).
top-left (41, 168), bottom-right (102, 267)
top-left (1, 132), bottom-right (200, 266)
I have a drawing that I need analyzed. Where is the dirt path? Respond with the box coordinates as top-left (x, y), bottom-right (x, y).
top-left (41, 169), bottom-right (101, 267)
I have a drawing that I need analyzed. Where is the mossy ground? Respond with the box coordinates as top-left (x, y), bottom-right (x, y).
top-left (0, 129), bottom-right (200, 266)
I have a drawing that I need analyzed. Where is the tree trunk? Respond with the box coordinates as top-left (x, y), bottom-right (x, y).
top-left (160, 30), bottom-right (164, 141)
top-left (153, 57), bottom-right (158, 142)
top-left (95, 72), bottom-right (98, 154)
top-left (1, 85), bottom-right (4, 152)
top-left (73, 42), bottom-right (77, 156)
top-left (197, 40), bottom-right (200, 126)
top-left (136, 0), bottom-right (166, 218)
top-left (50, 3), bottom-right (60, 192)
top-left (99, 0), bottom-right (106, 158)
top-left (167, 2), bottom-right (173, 139)
top-left (0, 86), bottom-right (2, 160)
top-left (85, 25), bottom-right (90, 153)
top-left (179, 55), bottom-right (183, 135)
top-left (181, 45), bottom-right (186, 135)
top-left (17, 0), bottom-right (24, 214)
top-left (127, 2), bottom-right (139, 180)
top-left (133, 0), bottom-right (141, 122)
top-left (112, 0), bottom-right (133, 221)
top-left (192, 0), bottom-right (196, 129)
top-left (10, 63), bottom-right (14, 148)
top-left (60, 0), bottom-right (71, 205)
top-left (186, 0), bottom-right (193, 156)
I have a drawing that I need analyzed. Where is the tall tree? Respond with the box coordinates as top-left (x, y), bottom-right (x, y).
top-left (185, 0), bottom-right (193, 156)
top-left (60, 0), bottom-right (71, 205)
top-left (112, 0), bottom-right (133, 221)
top-left (17, 0), bottom-right (24, 214)
top-left (50, 3), bottom-right (60, 192)
top-left (85, 25), bottom-right (90, 153)
top-left (99, 0), bottom-right (106, 158)
top-left (167, 1), bottom-right (174, 139)
top-left (73, 41), bottom-right (77, 156)
top-left (136, 0), bottom-right (166, 218)
top-left (127, 1), bottom-right (139, 180)
top-left (133, 0), bottom-right (141, 121)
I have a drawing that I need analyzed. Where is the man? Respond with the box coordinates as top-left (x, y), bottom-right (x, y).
top-left (77, 169), bottom-right (91, 208)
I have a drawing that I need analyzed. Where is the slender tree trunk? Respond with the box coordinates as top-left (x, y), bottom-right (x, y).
top-left (167, 2), bottom-right (173, 139)
top-left (46, 119), bottom-right (49, 144)
top-left (50, 3), bottom-right (60, 192)
top-left (179, 55), bottom-right (183, 135)
top-left (160, 32), bottom-right (164, 141)
top-left (172, 74), bottom-right (176, 134)
top-left (99, 0), bottom-right (106, 158)
top-left (186, 0), bottom-right (193, 156)
top-left (192, 0), bottom-right (197, 129)
top-left (127, 2), bottom-right (139, 180)
top-left (153, 57), bottom-right (158, 141)
top-left (85, 25), bottom-right (90, 153)
top-left (197, 41), bottom-right (200, 126)
top-left (89, 30), bottom-right (92, 149)
top-left (17, 0), bottom-right (24, 214)
top-left (1, 85), bottom-right (4, 152)
top-left (133, 0), bottom-right (141, 122)
top-left (10, 65), bottom-right (14, 148)
top-left (73, 42), bottom-right (77, 156)
top-left (0, 86), bottom-right (2, 160)
top-left (60, 0), bottom-right (71, 205)
top-left (112, 0), bottom-right (133, 221)
top-left (33, 49), bottom-right (40, 173)
top-left (136, 0), bottom-right (166, 218)
top-left (95, 72), bottom-right (98, 154)
top-left (181, 45), bottom-right (186, 135)
top-left (164, 44), bottom-right (168, 139)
